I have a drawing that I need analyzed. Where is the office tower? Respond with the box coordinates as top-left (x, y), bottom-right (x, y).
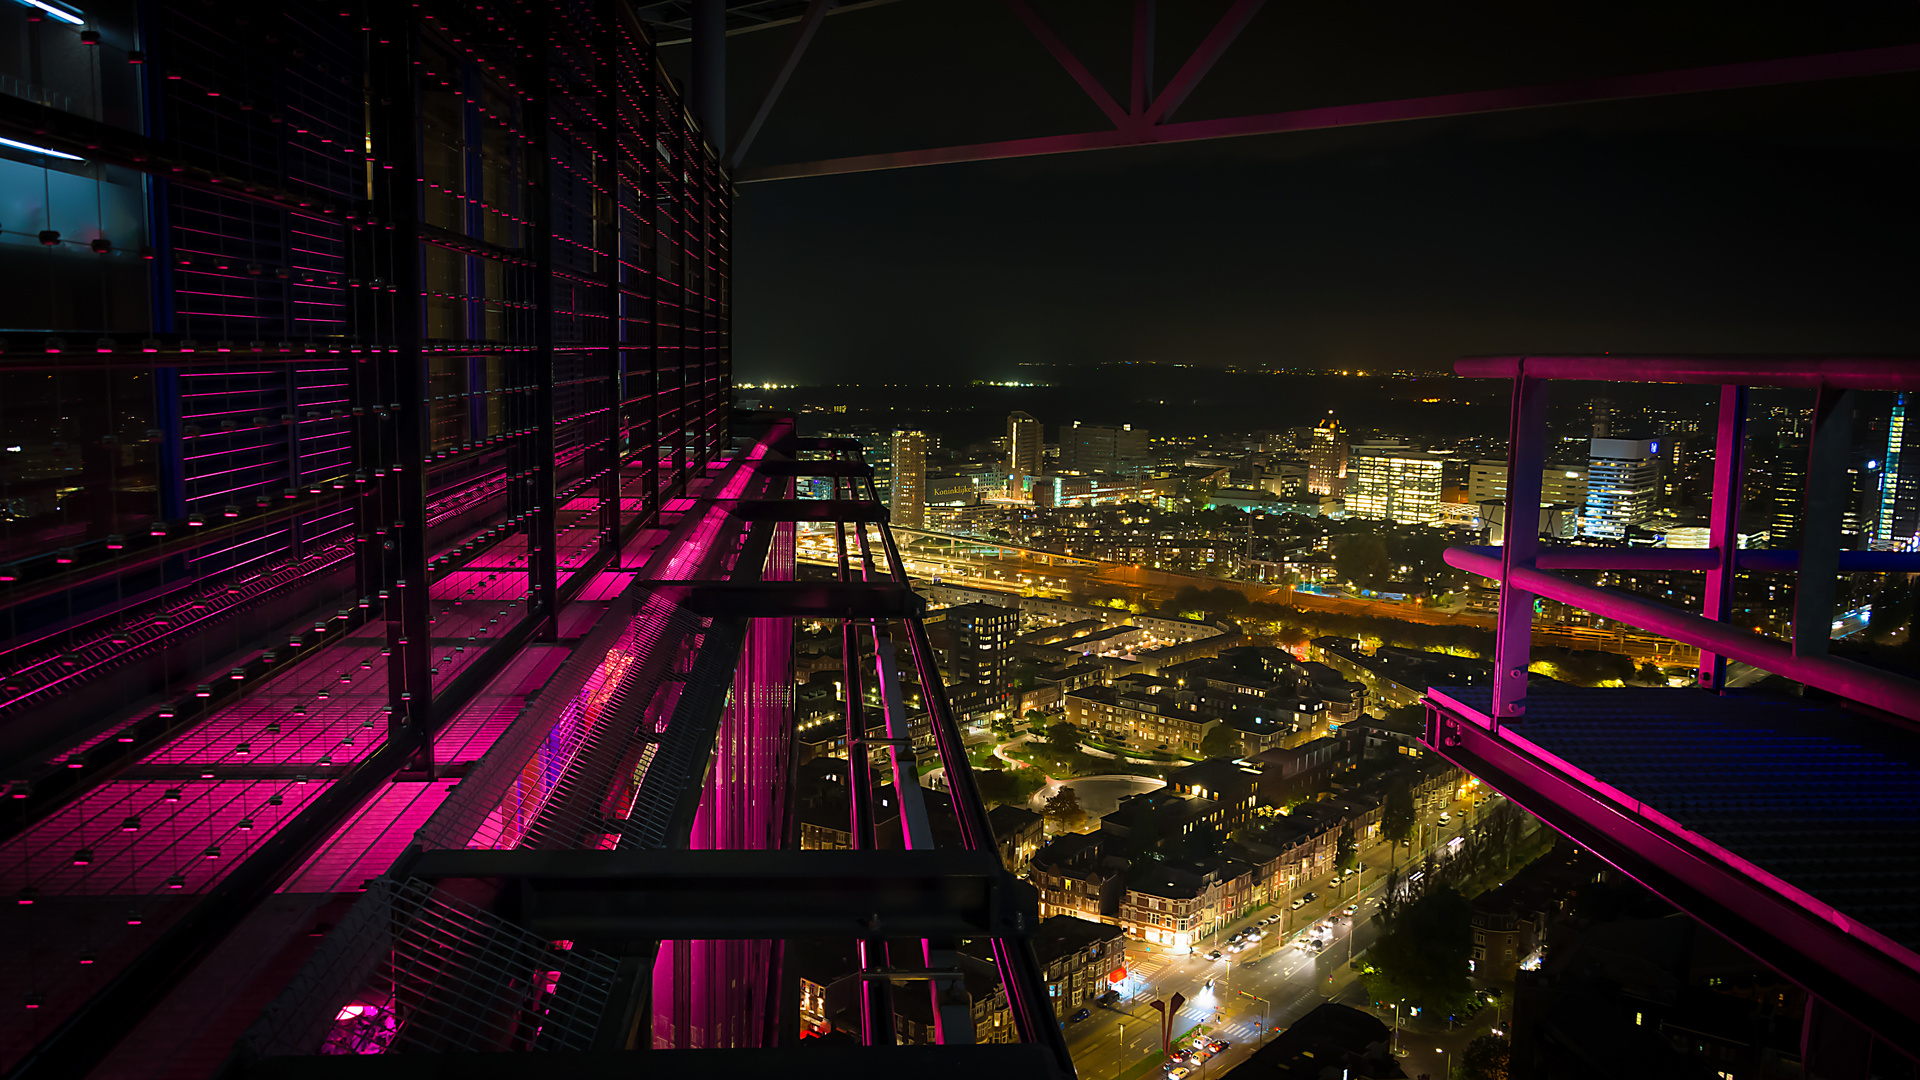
top-left (1059, 421), bottom-right (1150, 476)
top-left (1770, 435), bottom-right (1809, 548)
top-left (890, 429), bottom-right (928, 530)
top-left (1007, 411), bottom-right (1041, 492)
top-left (1841, 459), bottom-right (1879, 550)
top-left (1347, 445), bottom-right (1446, 525)
top-left (1879, 393), bottom-right (1916, 550)
top-left (1307, 418), bottom-right (1348, 496)
top-left (1591, 396), bottom-right (1613, 439)
top-left (1467, 460), bottom-right (1589, 507)
top-left (1582, 438), bottom-right (1662, 539)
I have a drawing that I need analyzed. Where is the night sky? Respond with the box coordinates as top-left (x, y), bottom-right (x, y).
top-left (665, 2), bottom-right (1920, 384)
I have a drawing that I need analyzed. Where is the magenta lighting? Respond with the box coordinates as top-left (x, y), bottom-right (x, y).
top-left (1424, 354), bottom-right (1920, 1071)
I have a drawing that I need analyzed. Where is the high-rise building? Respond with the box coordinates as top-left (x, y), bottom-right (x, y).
top-left (1591, 396), bottom-right (1613, 439)
top-left (1878, 393), bottom-right (1917, 550)
top-left (1583, 438), bottom-right (1662, 539)
top-left (1007, 411), bottom-right (1041, 492)
top-left (1060, 421), bottom-right (1150, 476)
top-left (1347, 445), bottom-right (1446, 525)
top-left (1307, 418), bottom-right (1348, 497)
top-left (1467, 460), bottom-right (1589, 507)
top-left (1769, 435), bottom-right (1809, 549)
top-left (890, 430), bottom-right (928, 530)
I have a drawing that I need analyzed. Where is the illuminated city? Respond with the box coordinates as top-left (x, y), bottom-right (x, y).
top-left (0, 4), bottom-right (1917, 1080)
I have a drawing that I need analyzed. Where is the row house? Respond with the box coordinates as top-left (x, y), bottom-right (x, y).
top-left (1121, 864), bottom-right (1214, 953)
top-left (1030, 831), bottom-right (1128, 922)
top-left (1064, 676), bottom-right (1222, 754)
top-left (990, 915), bottom-right (1128, 1020)
top-left (1120, 857), bottom-right (1259, 953)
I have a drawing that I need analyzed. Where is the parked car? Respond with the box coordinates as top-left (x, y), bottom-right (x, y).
top-left (1071, 1008), bottom-right (1091, 1023)
top-left (1303, 891), bottom-right (1318, 902)
top-left (1290, 896), bottom-right (1307, 910)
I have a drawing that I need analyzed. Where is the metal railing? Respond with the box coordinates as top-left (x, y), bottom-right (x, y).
top-left (1448, 355), bottom-right (1920, 727)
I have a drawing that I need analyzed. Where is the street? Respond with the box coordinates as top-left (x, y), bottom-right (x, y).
top-left (1057, 793), bottom-right (1492, 1079)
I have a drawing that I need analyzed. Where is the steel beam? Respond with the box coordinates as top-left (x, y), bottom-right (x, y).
top-left (1793, 385), bottom-right (1853, 658)
top-left (1003, 0), bottom-right (1130, 129)
top-left (1453, 544), bottom-right (1920, 574)
top-left (405, 848), bottom-right (1032, 940)
top-left (693, 0), bottom-right (727, 151)
top-left (1700, 385), bottom-right (1748, 690)
top-left (739, 44), bottom-right (1920, 182)
top-left (1423, 699), bottom-right (1920, 1060)
top-left (1445, 547), bottom-right (1920, 725)
top-left (597, 9), bottom-right (625, 567)
top-left (240, 1043), bottom-right (1068, 1079)
top-left (376, 20), bottom-right (434, 779)
top-left (1130, 0), bottom-right (1155, 117)
top-left (1491, 370), bottom-right (1546, 725)
top-left (1457, 354), bottom-right (1920, 391)
top-left (526, 25), bottom-right (560, 642)
top-left (758, 459), bottom-right (875, 477)
top-left (730, 498), bottom-right (887, 522)
top-left (1137, 0), bottom-right (1266, 126)
top-left (731, 0), bottom-right (835, 167)
top-left (674, 581), bottom-right (923, 617)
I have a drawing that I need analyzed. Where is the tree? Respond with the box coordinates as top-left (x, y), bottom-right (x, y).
top-left (1382, 774), bottom-right (1417, 856)
top-left (973, 765), bottom-right (1022, 808)
top-left (1042, 786), bottom-right (1086, 832)
top-left (1200, 724), bottom-right (1240, 759)
top-left (1023, 709), bottom-right (1050, 726)
top-left (1336, 817), bottom-right (1358, 872)
top-left (1462, 1034), bottom-right (1512, 1080)
top-left (1333, 533), bottom-right (1390, 590)
top-left (1046, 721), bottom-right (1080, 751)
top-left (1363, 888), bottom-right (1475, 1018)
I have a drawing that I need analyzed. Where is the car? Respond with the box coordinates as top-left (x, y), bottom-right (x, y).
top-left (1344, 904), bottom-right (1359, 916)
top-left (1290, 897), bottom-right (1307, 910)
top-left (1439, 812), bottom-right (1452, 824)
top-left (1211, 1039), bottom-right (1231, 1051)
top-left (1070, 1008), bottom-right (1091, 1023)
top-left (1192, 1049), bottom-right (1212, 1062)
top-left (1206, 950), bottom-right (1223, 960)
top-left (1303, 891), bottom-right (1318, 902)
top-left (1167, 1067), bottom-right (1190, 1079)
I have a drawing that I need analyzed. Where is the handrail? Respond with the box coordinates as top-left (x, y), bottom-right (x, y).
top-left (1457, 355), bottom-right (1920, 390)
top-left (1455, 545), bottom-right (1920, 574)
top-left (1445, 546), bottom-right (1920, 725)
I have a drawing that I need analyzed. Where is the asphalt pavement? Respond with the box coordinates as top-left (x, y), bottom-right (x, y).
top-left (1058, 797), bottom-right (1488, 1079)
